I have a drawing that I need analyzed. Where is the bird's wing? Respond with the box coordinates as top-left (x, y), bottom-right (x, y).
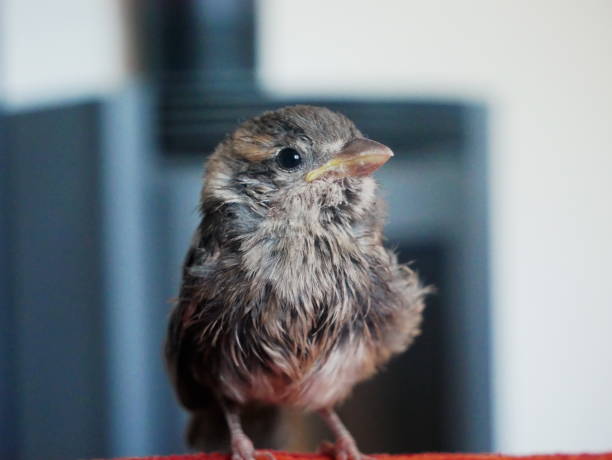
top-left (165, 235), bottom-right (233, 448)
top-left (382, 248), bottom-right (430, 354)
top-left (166, 222), bottom-right (282, 450)
top-left (165, 232), bottom-right (216, 410)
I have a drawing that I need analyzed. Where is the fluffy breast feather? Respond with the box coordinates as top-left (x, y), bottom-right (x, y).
top-left (183, 177), bottom-right (427, 409)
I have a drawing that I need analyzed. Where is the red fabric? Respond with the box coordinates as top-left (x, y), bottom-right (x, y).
top-left (107, 451), bottom-right (612, 460)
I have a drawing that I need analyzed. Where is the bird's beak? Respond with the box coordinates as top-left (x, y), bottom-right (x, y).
top-left (305, 138), bottom-right (393, 183)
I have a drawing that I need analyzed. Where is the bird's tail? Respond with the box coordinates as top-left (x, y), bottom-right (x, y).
top-left (187, 403), bottom-right (284, 452)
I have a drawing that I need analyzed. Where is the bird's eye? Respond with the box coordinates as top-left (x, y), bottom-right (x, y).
top-left (276, 147), bottom-right (303, 170)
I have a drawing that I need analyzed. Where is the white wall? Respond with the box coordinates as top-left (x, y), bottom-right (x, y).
top-left (258, 0), bottom-right (612, 453)
top-left (0, 0), bottom-right (131, 110)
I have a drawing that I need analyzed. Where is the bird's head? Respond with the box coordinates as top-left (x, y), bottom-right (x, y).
top-left (202, 105), bottom-right (392, 223)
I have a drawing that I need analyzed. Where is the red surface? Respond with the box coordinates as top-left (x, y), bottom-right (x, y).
top-left (106, 451), bottom-right (612, 460)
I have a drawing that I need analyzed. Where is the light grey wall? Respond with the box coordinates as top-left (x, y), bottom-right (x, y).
top-left (0, 0), bottom-right (130, 109)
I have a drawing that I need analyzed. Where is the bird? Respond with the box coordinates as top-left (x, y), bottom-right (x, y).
top-left (165, 105), bottom-right (429, 460)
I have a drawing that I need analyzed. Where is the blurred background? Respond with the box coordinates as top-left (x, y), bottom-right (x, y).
top-left (1, 1), bottom-right (611, 459)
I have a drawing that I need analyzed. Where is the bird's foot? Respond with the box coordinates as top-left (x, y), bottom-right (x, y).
top-left (230, 435), bottom-right (275, 460)
top-left (318, 439), bottom-right (375, 460)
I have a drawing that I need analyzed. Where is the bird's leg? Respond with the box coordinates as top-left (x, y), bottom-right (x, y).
top-left (317, 408), bottom-right (374, 460)
top-left (223, 403), bottom-right (275, 460)
top-left (224, 404), bottom-right (256, 460)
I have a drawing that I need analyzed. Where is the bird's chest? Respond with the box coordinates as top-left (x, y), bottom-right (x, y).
top-left (216, 222), bottom-right (377, 409)
top-left (215, 215), bottom-right (380, 409)
top-left (241, 217), bottom-right (368, 295)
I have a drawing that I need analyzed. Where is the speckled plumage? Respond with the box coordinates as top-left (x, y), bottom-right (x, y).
top-left (165, 106), bottom-right (429, 460)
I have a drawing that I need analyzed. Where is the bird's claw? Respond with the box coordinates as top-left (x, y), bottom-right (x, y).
top-left (318, 439), bottom-right (375, 460)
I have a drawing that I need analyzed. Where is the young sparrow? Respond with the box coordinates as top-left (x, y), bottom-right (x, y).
top-left (166, 105), bottom-right (428, 460)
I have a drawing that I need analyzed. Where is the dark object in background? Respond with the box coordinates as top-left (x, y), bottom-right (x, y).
top-left (156, 0), bottom-right (464, 157)
top-left (2, 104), bottom-right (109, 460)
top-left (165, 105), bottom-right (429, 460)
